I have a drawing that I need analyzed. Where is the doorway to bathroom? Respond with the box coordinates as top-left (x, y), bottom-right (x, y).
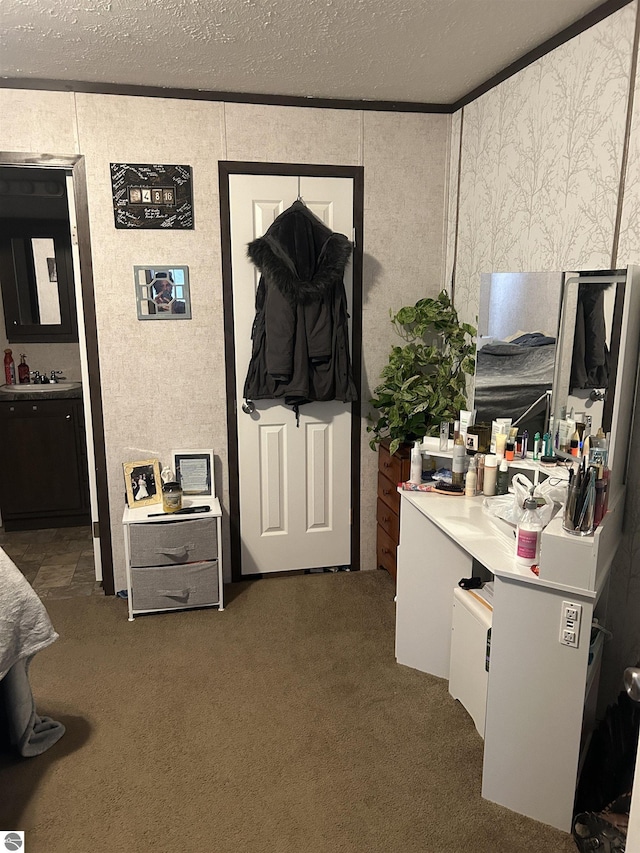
top-left (0, 154), bottom-right (114, 596)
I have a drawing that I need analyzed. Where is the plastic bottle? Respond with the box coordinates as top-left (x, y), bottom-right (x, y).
top-left (3, 349), bottom-right (15, 385)
top-left (476, 454), bottom-right (485, 493)
top-left (18, 353), bottom-right (30, 384)
top-left (451, 434), bottom-right (466, 488)
top-left (465, 455), bottom-right (477, 496)
top-left (483, 454), bottom-right (498, 496)
top-left (515, 492), bottom-right (543, 567)
top-left (496, 458), bottom-right (509, 495)
top-left (533, 432), bottom-right (541, 461)
top-left (409, 440), bottom-right (422, 485)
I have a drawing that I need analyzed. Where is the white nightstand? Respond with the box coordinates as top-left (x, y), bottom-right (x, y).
top-left (122, 499), bottom-right (224, 621)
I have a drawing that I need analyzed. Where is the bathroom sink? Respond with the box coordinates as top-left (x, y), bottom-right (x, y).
top-left (1, 382), bottom-right (81, 393)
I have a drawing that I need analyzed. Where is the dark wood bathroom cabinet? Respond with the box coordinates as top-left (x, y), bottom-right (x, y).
top-left (0, 397), bottom-right (90, 530)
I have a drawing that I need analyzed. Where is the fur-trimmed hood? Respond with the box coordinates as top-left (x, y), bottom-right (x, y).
top-left (247, 200), bottom-right (352, 305)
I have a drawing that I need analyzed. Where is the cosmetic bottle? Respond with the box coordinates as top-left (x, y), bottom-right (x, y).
top-left (521, 429), bottom-right (528, 459)
top-left (505, 440), bottom-right (515, 462)
top-left (3, 349), bottom-right (15, 385)
top-left (17, 353), bottom-right (30, 384)
top-left (515, 492), bottom-right (542, 567)
top-left (533, 432), bottom-right (541, 461)
top-left (476, 454), bottom-right (485, 493)
top-left (496, 459), bottom-right (510, 495)
top-left (495, 432), bottom-right (507, 460)
top-left (465, 456), bottom-right (477, 497)
top-left (409, 440), bottom-right (422, 485)
top-left (452, 434), bottom-right (466, 488)
top-left (483, 454), bottom-right (498, 496)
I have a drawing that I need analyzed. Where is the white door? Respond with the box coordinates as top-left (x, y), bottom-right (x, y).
top-left (229, 174), bottom-right (354, 576)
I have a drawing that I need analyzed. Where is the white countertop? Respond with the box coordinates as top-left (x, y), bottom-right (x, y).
top-left (400, 489), bottom-right (597, 598)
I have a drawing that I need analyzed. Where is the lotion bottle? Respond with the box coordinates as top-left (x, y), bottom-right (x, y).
top-left (465, 456), bottom-right (477, 496)
top-left (409, 440), bottom-right (422, 485)
top-left (515, 492), bottom-right (542, 568)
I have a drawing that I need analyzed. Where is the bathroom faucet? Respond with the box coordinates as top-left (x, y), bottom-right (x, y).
top-left (50, 370), bottom-right (63, 384)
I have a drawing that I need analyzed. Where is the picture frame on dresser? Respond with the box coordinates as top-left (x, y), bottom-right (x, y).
top-left (172, 449), bottom-right (214, 497)
top-left (123, 458), bottom-right (162, 508)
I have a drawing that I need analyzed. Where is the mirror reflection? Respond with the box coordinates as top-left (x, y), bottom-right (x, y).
top-left (134, 265), bottom-right (191, 320)
top-left (552, 270), bottom-right (625, 440)
top-left (473, 272), bottom-right (563, 441)
top-left (0, 221), bottom-right (77, 343)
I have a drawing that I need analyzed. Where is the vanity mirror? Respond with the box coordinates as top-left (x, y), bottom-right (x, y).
top-left (473, 266), bottom-right (640, 485)
top-left (473, 271), bottom-right (563, 440)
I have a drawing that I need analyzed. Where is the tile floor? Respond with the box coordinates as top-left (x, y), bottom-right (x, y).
top-left (0, 525), bottom-right (103, 599)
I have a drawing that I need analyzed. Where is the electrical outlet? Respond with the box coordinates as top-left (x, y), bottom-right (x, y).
top-left (560, 600), bottom-right (582, 647)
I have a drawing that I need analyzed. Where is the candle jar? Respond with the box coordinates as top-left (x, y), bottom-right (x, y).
top-left (162, 481), bottom-right (183, 513)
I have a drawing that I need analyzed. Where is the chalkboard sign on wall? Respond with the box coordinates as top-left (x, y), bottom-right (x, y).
top-left (110, 163), bottom-right (194, 229)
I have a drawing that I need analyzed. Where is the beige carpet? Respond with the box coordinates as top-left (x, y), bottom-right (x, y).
top-left (0, 571), bottom-right (576, 853)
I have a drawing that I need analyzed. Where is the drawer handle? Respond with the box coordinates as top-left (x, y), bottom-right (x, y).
top-left (383, 461), bottom-right (392, 469)
top-left (383, 488), bottom-right (392, 496)
top-left (382, 547), bottom-right (391, 555)
top-left (157, 544), bottom-right (193, 557)
top-left (382, 514), bottom-right (390, 523)
top-left (158, 588), bottom-right (191, 599)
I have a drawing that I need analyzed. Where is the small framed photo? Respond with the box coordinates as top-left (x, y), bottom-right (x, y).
top-left (172, 449), bottom-right (214, 497)
top-left (123, 458), bottom-right (162, 508)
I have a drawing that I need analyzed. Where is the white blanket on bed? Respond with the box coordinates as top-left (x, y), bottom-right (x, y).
top-left (0, 546), bottom-right (58, 681)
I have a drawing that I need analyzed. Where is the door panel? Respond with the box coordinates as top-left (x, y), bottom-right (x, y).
top-left (229, 174), bottom-right (354, 576)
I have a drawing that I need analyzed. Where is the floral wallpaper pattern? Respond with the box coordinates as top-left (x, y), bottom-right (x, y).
top-left (447, 1), bottom-right (640, 708)
top-left (453, 2), bottom-right (636, 328)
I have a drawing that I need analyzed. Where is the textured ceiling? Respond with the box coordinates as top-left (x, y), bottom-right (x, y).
top-left (0, 0), bottom-right (613, 104)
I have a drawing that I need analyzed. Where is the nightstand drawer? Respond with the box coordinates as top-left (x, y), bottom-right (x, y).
top-left (378, 471), bottom-right (400, 515)
top-left (129, 517), bottom-right (216, 567)
top-left (377, 497), bottom-right (399, 542)
top-left (131, 561), bottom-right (219, 611)
top-left (377, 524), bottom-right (397, 578)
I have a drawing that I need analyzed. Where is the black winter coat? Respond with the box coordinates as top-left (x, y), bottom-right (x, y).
top-left (243, 201), bottom-right (357, 408)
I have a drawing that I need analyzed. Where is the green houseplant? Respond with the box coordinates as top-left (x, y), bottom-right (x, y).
top-left (368, 290), bottom-right (477, 456)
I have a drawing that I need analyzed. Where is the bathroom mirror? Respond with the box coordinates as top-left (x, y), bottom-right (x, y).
top-left (473, 271), bottom-right (564, 440)
top-left (0, 220), bottom-right (78, 343)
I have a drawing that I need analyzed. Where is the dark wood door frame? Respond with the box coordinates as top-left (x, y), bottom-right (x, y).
top-left (219, 161), bottom-right (364, 582)
top-left (0, 152), bottom-right (115, 595)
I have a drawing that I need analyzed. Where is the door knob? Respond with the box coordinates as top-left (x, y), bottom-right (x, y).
top-left (624, 667), bottom-right (640, 703)
top-left (242, 399), bottom-right (255, 414)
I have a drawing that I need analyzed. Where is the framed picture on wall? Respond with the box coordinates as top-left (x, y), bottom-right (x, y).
top-left (172, 450), bottom-right (214, 497)
top-left (123, 458), bottom-right (162, 508)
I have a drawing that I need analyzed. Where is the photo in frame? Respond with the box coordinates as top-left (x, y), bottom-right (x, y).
top-left (123, 458), bottom-right (162, 508)
top-left (172, 450), bottom-right (214, 497)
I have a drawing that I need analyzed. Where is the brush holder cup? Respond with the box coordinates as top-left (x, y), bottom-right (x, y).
top-left (562, 482), bottom-right (595, 536)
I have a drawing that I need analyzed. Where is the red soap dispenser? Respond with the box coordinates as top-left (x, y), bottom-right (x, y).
top-left (18, 353), bottom-right (30, 384)
top-left (4, 349), bottom-right (15, 385)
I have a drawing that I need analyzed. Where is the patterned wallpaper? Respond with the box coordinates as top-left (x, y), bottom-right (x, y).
top-left (0, 89), bottom-right (449, 589)
top-left (449, 1), bottom-right (640, 708)
top-left (453, 2), bottom-right (636, 327)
